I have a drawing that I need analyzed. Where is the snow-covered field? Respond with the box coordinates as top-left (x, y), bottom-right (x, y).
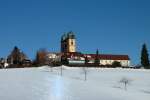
top-left (0, 66), bottom-right (150, 100)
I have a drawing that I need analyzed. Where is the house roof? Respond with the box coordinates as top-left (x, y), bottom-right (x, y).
top-left (63, 52), bottom-right (130, 60)
top-left (86, 54), bottom-right (130, 60)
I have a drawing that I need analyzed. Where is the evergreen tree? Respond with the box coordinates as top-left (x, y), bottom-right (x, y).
top-left (12, 46), bottom-right (21, 64)
top-left (141, 43), bottom-right (150, 69)
top-left (61, 53), bottom-right (68, 65)
top-left (94, 49), bottom-right (100, 66)
top-left (112, 61), bottom-right (121, 67)
top-left (7, 46), bottom-right (28, 66)
top-left (85, 56), bottom-right (89, 65)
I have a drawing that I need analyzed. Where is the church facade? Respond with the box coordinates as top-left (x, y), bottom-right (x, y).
top-left (60, 32), bottom-right (130, 67)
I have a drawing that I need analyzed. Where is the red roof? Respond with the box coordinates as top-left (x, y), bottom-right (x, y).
top-left (86, 54), bottom-right (130, 60)
top-left (62, 52), bottom-right (130, 60)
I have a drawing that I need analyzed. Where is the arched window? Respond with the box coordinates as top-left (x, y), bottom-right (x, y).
top-left (71, 41), bottom-right (74, 45)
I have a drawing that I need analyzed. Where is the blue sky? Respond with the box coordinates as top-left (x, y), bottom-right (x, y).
top-left (0, 0), bottom-right (150, 65)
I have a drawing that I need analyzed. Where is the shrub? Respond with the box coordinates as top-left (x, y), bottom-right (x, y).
top-left (112, 61), bottom-right (121, 67)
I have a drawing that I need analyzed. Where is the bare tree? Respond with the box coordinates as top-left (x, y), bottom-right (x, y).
top-left (120, 77), bottom-right (131, 91)
top-left (47, 59), bottom-right (54, 72)
top-left (60, 65), bottom-right (63, 76)
top-left (82, 67), bottom-right (88, 81)
top-left (49, 64), bottom-right (53, 72)
top-left (35, 48), bottom-right (48, 66)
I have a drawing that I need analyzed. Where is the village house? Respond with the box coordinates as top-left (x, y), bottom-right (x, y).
top-left (46, 52), bottom-right (61, 63)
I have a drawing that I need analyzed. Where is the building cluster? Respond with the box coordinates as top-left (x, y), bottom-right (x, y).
top-left (0, 31), bottom-right (130, 68)
top-left (48, 31), bottom-right (130, 67)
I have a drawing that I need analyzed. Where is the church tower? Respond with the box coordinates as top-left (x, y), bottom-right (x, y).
top-left (61, 31), bottom-right (76, 53)
top-left (67, 32), bottom-right (76, 52)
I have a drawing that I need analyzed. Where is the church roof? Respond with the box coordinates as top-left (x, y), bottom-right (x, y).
top-left (67, 31), bottom-right (75, 39)
top-left (63, 52), bottom-right (130, 60)
top-left (61, 31), bottom-right (76, 41)
top-left (86, 54), bottom-right (130, 60)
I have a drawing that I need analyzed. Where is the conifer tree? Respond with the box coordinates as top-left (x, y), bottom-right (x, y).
top-left (94, 49), bottom-right (100, 66)
top-left (112, 61), bottom-right (121, 67)
top-left (141, 43), bottom-right (150, 69)
top-left (85, 56), bottom-right (89, 65)
top-left (8, 46), bottom-right (27, 65)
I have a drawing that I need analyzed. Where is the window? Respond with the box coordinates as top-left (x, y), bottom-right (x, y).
top-left (71, 41), bottom-right (74, 45)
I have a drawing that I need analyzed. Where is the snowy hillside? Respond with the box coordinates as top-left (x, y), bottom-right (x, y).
top-left (0, 66), bottom-right (150, 100)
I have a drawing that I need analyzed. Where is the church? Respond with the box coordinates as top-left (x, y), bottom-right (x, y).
top-left (60, 31), bottom-right (130, 67)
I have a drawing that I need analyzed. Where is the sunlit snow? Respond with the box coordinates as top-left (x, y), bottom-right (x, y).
top-left (0, 66), bottom-right (150, 100)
